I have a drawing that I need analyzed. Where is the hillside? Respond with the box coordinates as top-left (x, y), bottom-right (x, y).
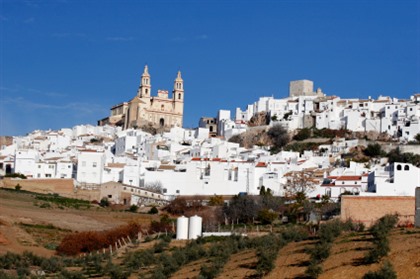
top-left (0, 189), bottom-right (419, 278)
top-left (0, 189), bottom-right (157, 256)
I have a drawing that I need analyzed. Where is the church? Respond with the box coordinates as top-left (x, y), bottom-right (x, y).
top-left (98, 65), bottom-right (184, 130)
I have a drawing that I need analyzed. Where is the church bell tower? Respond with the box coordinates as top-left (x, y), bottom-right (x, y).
top-left (138, 65), bottom-right (151, 98)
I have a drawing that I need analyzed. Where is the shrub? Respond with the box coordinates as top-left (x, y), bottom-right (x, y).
top-left (15, 184), bottom-right (22, 191)
top-left (208, 195), bottom-right (224, 206)
top-left (129, 204), bottom-right (139, 212)
top-left (163, 197), bottom-right (188, 215)
top-left (148, 206), bottom-right (159, 214)
top-left (363, 143), bottom-right (384, 157)
top-left (363, 261), bottom-right (397, 279)
top-left (293, 128), bottom-right (311, 141)
top-left (5, 172), bottom-right (27, 179)
top-left (57, 222), bottom-right (142, 255)
top-left (258, 208), bottom-right (278, 224)
top-left (267, 124), bottom-right (290, 153)
top-left (100, 198), bottom-right (110, 207)
top-left (364, 214), bottom-right (398, 264)
top-left (149, 215), bottom-right (173, 233)
top-left (305, 262), bottom-right (323, 279)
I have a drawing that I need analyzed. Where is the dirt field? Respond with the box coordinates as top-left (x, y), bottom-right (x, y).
top-left (1, 188), bottom-right (419, 278)
top-left (0, 189), bottom-right (156, 256)
top-left (169, 230), bottom-right (420, 279)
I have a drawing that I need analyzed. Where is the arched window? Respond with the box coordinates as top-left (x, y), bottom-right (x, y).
top-left (161, 105), bottom-right (164, 111)
top-left (178, 93), bottom-right (181, 100)
top-left (396, 164), bottom-right (402, 171)
top-left (404, 165), bottom-right (409, 171)
top-left (145, 89), bottom-right (148, 94)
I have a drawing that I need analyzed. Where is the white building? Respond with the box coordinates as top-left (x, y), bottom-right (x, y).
top-left (76, 151), bottom-right (106, 185)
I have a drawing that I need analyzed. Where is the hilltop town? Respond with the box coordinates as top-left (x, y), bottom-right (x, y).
top-left (1, 68), bottom-right (420, 279)
top-left (1, 68), bottom-right (419, 226)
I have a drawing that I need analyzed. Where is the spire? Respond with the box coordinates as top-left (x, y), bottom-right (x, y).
top-left (142, 65), bottom-right (150, 77)
top-left (175, 70), bottom-right (183, 82)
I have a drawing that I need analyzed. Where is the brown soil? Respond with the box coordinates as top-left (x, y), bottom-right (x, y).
top-left (171, 230), bottom-right (420, 279)
top-left (216, 249), bottom-right (257, 278)
top-left (0, 189), bottom-right (156, 256)
top-left (265, 240), bottom-right (315, 279)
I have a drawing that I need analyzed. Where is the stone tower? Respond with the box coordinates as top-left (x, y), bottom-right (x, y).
top-left (173, 71), bottom-right (184, 121)
top-left (138, 65), bottom-right (151, 98)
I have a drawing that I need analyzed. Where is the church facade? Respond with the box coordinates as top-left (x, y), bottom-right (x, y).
top-left (98, 65), bottom-right (184, 130)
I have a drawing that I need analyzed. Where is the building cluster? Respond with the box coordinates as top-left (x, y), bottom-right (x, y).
top-left (1, 76), bottom-right (419, 206)
top-left (222, 80), bottom-right (419, 142)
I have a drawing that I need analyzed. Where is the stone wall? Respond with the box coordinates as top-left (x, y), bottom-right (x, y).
top-left (341, 195), bottom-right (415, 227)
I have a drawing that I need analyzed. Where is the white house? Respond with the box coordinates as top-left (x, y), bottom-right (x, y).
top-left (76, 150), bottom-right (106, 185)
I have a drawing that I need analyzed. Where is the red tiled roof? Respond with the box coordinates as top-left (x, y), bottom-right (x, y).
top-left (255, 162), bottom-right (267, 167)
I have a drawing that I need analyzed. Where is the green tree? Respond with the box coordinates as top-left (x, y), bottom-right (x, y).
top-left (208, 195), bottom-right (224, 206)
top-left (293, 128), bottom-right (311, 141)
top-left (363, 143), bottom-right (384, 157)
top-left (267, 124), bottom-right (290, 153)
top-left (415, 133), bottom-right (420, 143)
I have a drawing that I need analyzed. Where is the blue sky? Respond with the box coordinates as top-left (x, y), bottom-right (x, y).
top-left (1, 0), bottom-right (419, 136)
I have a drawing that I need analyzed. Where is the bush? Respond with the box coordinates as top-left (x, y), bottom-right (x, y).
top-left (57, 222), bottom-right (142, 255)
top-left (363, 143), bottom-right (384, 157)
top-left (267, 124), bottom-right (290, 153)
top-left (164, 197), bottom-right (188, 215)
top-left (128, 204), bottom-right (139, 213)
top-left (149, 215), bottom-right (173, 233)
top-left (15, 184), bottom-right (22, 191)
top-left (100, 198), bottom-right (110, 207)
top-left (208, 195), bottom-right (224, 206)
top-left (305, 262), bottom-right (323, 278)
top-left (363, 261), bottom-right (397, 279)
top-left (293, 128), bottom-right (311, 141)
top-left (258, 208), bottom-right (278, 224)
top-left (364, 215), bottom-right (398, 264)
top-left (148, 206), bottom-right (158, 214)
top-left (4, 172), bottom-right (27, 179)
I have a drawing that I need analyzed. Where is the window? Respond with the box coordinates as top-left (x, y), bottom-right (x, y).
top-left (404, 165), bottom-right (409, 171)
top-left (108, 195), bottom-right (112, 198)
top-left (176, 190), bottom-right (180, 194)
top-left (161, 105), bottom-right (164, 111)
top-left (45, 174), bottom-right (51, 178)
top-left (93, 162), bottom-right (97, 167)
top-left (354, 182), bottom-right (357, 184)
top-left (145, 88), bottom-right (148, 94)
top-left (38, 165), bottom-right (41, 168)
top-left (178, 93), bottom-right (181, 100)
top-left (48, 165), bottom-right (54, 169)
top-left (325, 188), bottom-right (331, 197)
top-left (396, 164), bottom-right (402, 170)
top-left (205, 164), bottom-right (211, 176)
